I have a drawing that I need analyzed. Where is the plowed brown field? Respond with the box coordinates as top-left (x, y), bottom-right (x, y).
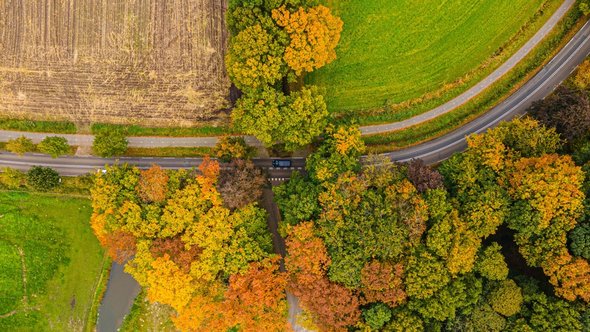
top-left (0, 0), bottom-right (230, 127)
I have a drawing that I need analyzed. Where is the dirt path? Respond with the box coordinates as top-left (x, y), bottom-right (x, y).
top-left (261, 188), bottom-right (311, 332)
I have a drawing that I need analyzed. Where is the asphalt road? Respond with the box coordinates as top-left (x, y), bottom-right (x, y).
top-left (0, 151), bottom-right (305, 178)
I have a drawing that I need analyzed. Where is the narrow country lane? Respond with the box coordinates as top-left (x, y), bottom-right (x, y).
top-left (262, 188), bottom-right (311, 332)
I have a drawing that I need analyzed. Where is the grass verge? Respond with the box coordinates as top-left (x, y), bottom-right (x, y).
top-left (119, 291), bottom-right (176, 332)
top-left (0, 118), bottom-right (77, 134)
top-left (83, 255), bottom-right (112, 332)
top-left (363, 7), bottom-right (584, 153)
top-left (91, 123), bottom-right (236, 137)
top-left (124, 147), bottom-right (212, 158)
top-left (0, 191), bottom-right (104, 331)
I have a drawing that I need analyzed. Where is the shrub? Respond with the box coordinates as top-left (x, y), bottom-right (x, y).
top-left (92, 130), bottom-right (128, 157)
top-left (38, 136), bottom-right (70, 158)
top-left (6, 135), bottom-right (35, 156)
top-left (27, 166), bottom-right (60, 191)
top-left (0, 167), bottom-right (26, 189)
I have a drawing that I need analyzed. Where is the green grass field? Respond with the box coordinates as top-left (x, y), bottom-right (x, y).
top-left (0, 192), bottom-right (105, 331)
top-left (308, 0), bottom-right (554, 120)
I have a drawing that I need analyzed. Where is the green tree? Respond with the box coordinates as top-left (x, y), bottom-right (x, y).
top-left (570, 223), bottom-right (590, 260)
top-left (363, 303), bottom-right (392, 330)
top-left (93, 130), bottom-right (128, 157)
top-left (404, 249), bottom-right (450, 299)
top-left (6, 135), bottom-right (35, 156)
top-left (38, 136), bottom-right (70, 158)
top-left (488, 279), bottom-right (523, 317)
top-left (408, 276), bottom-right (482, 321)
top-left (514, 278), bottom-right (584, 331)
top-left (468, 304), bottom-right (506, 332)
top-left (475, 243), bottom-right (509, 281)
top-left (27, 166), bottom-right (60, 191)
top-left (384, 307), bottom-right (424, 332)
top-left (232, 86), bottom-right (328, 150)
top-left (273, 172), bottom-right (320, 227)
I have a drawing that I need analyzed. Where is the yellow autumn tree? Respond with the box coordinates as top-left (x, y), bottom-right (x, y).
top-left (273, 5), bottom-right (343, 75)
top-left (146, 255), bottom-right (196, 311)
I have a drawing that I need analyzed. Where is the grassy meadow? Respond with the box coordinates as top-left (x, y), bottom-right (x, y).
top-left (0, 192), bottom-right (106, 331)
top-left (308, 0), bottom-right (556, 121)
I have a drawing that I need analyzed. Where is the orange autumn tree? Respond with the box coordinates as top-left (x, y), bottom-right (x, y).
top-left (137, 164), bottom-right (169, 203)
top-left (90, 160), bottom-right (285, 331)
top-left (272, 5), bottom-right (343, 75)
top-left (285, 222), bottom-right (361, 331)
top-left (174, 257), bottom-right (289, 332)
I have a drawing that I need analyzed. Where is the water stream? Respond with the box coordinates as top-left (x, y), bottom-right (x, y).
top-left (96, 262), bottom-right (141, 332)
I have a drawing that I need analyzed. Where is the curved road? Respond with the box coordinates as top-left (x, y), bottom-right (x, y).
top-left (383, 19), bottom-right (590, 164)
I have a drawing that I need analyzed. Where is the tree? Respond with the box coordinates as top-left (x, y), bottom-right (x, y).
top-left (232, 85), bottom-right (328, 150)
top-left (213, 136), bottom-right (256, 163)
top-left (104, 230), bottom-right (137, 263)
top-left (306, 125), bottom-right (365, 183)
top-left (360, 261), bottom-right (407, 307)
top-left (408, 276), bottom-right (482, 321)
top-left (404, 249), bottom-right (450, 299)
top-left (406, 159), bottom-right (444, 193)
top-left (272, 5), bottom-right (343, 75)
top-left (507, 154), bottom-right (584, 238)
top-left (220, 257), bottom-right (289, 331)
top-left (318, 169), bottom-right (428, 287)
top-left (90, 162), bottom-right (281, 331)
top-left (467, 305), bottom-right (506, 332)
top-left (137, 164), bottom-right (169, 203)
top-left (580, 0), bottom-right (590, 16)
top-left (488, 279), bottom-right (523, 317)
top-left (475, 243), bottom-right (509, 281)
top-left (92, 129), bottom-right (128, 157)
top-left (383, 308), bottom-right (424, 332)
top-left (217, 160), bottom-right (266, 210)
top-left (225, 24), bottom-right (287, 90)
top-left (38, 136), bottom-right (70, 158)
top-left (146, 255), bottom-right (195, 311)
top-left (285, 222), bottom-right (361, 330)
top-left (529, 86), bottom-right (590, 143)
top-left (363, 303), bottom-right (392, 330)
top-left (514, 278), bottom-right (584, 331)
top-left (6, 135), bottom-right (34, 156)
top-left (273, 172), bottom-right (320, 226)
top-left (26, 166), bottom-right (60, 191)
top-left (570, 223), bottom-right (590, 260)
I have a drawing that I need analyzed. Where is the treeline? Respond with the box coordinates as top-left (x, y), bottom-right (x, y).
top-left (226, 0), bottom-right (342, 150)
top-left (273, 118), bottom-right (590, 330)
